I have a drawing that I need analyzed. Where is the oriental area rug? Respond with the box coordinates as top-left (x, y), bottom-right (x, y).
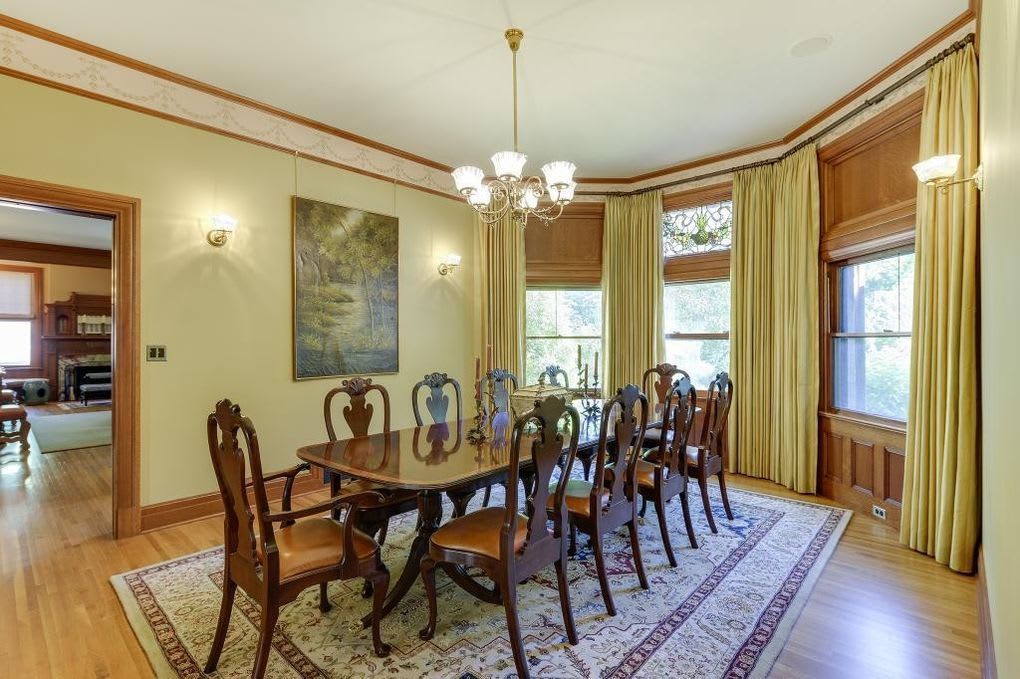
top-left (112, 483), bottom-right (849, 679)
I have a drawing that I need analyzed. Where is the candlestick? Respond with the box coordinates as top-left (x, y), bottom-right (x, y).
top-left (474, 356), bottom-right (481, 401)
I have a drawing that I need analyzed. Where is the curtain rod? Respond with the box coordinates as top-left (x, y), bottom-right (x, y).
top-left (591, 33), bottom-right (975, 198)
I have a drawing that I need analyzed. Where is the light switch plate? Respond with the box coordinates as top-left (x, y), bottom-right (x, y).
top-left (146, 345), bottom-right (167, 362)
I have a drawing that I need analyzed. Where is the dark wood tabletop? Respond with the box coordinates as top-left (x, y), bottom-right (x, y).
top-left (296, 404), bottom-right (610, 491)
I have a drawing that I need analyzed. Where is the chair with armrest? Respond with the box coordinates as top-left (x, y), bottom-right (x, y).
top-left (204, 399), bottom-right (391, 679)
top-left (418, 395), bottom-right (580, 679)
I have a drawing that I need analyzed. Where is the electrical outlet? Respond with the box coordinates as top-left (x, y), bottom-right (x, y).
top-left (146, 345), bottom-right (167, 362)
top-left (872, 505), bottom-right (887, 520)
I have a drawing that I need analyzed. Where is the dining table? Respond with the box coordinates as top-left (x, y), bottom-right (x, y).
top-left (297, 400), bottom-right (622, 624)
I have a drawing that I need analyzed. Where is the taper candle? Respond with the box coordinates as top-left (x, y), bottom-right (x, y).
top-left (594, 351), bottom-right (599, 381)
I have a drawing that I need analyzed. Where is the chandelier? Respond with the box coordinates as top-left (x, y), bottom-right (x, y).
top-left (451, 28), bottom-right (577, 228)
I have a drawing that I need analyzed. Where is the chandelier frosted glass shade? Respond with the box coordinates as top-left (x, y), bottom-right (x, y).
top-left (468, 184), bottom-right (492, 207)
top-left (912, 154), bottom-right (961, 183)
top-left (541, 161), bottom-right (577, 189)
top-left (491, 151), bottom-right (528, 180)
top-left (452, 165), bottom-right (485, 193)
top-left (548, 182), bottom-right (576, 204)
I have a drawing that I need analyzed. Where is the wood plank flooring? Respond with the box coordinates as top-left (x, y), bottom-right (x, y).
top-left (0, 423), bottom-right (980, 678)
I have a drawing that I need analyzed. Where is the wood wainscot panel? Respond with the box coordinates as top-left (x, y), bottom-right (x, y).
top-left (819, 412), bottom-right (906, 526)
top-left (819, 90), bottom-right (922, 262)
top-left (821, 431), bottom-right (845, 484)
top-left (850, 439), bottom-right (876, 496)
top-left (525, 202), bottom-right (604, 286)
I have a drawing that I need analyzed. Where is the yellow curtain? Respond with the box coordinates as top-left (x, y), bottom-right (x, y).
top-left (730, 145), bottom-right (820, 494)
top-left (900, 44), bottom-right (979, 574)
top-left (601, 190), bottom-right (664, 395)
top-left (479, 211), bottom-right (525, 379)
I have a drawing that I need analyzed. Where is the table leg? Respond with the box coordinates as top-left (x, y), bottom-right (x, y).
top-left (361, 489), bottom-right (443, 626)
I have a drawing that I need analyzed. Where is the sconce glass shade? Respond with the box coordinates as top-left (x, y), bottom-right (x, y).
top-left (541, 161), bottom-right (577, 188)
top-left (491, 151), bottom-right (527, 180)
top-left (452, 166), bottom-right (485, 194)
top-left (438, 252), bottom-right (462, 276)
top-left (549, 182), bottom-right (577, 204)
top-left (468, 184), bottom-right (492, 208)
top-left (913, 154), bottom-right (961, 183)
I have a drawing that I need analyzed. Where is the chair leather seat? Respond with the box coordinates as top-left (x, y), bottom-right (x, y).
top-left (430, 506), bottom-right (528, 558)
top-left (263, 517), bottom-right (378, 581)
top-left (545, 478), bottom-right (608, 517)
top-left (342, 478), bottom-right (417, 508)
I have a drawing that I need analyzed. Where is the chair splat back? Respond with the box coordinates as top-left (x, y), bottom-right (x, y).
top-left (665, 377), bottom-right (698, 477)
top-left (702, 371), bottom-right (733, 456)
top-left (541, 364), bottom-right (570, 388)
top-left (207, 399), bottom-right (269, 570)
top-left (324, 377), bottom-right (391, 440)
top-left (412, 372), bottom-right (463, 426)
top-left (595, 384), bottom-right (649, 505)
top-left (481, 369), bottom-right (518, 422)
top-left (506, 396), bottom-right (579, 557)
top-left (641, 363), bottom-right (690, 417)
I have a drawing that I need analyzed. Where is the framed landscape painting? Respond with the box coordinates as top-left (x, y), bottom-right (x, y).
top-left (292, 196), bottom-right (398, 379)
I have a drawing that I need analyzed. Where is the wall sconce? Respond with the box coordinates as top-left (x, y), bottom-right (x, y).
top-left (438, 253), bottom-right (462, 276)
top-left (205, 214), bottom-right (237, 247)
top-left (913, 155), bottom-right (984, 193)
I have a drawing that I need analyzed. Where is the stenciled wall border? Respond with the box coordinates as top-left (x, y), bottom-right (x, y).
top-left (0, 10), bottom-right (974, 202)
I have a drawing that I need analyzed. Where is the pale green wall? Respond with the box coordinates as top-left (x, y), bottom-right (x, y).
top-left (0, 74), bottom-right (478, 505)
top-left (979, 0), bottom-right (1020, 675)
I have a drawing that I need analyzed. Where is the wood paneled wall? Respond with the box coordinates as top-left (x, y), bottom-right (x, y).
top-left (816, 90), bottom-right (922, 527)
top-left (524, 202), bottom-right (603, 286)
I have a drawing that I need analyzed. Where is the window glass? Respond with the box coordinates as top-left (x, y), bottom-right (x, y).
top-left (662, 199), bottom-right (733, 258)
top-left (0, 320), bottom-right (32, 366)
top-left (663, 280), bottom-right (730, 389)
top-left (832, 250), bottom-right (914, 421)
top-left (525, 289), bottom-right (602, 385)
top-left (837, 252), bottom-right (914, 333)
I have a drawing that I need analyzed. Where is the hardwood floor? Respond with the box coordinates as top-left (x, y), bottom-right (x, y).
top-left (0, 429), bottom-right (979, 678)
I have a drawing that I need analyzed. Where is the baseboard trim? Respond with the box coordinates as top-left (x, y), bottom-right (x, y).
top-left (978, 548), bottom-right (997, 679)
top-left (139, 472), bottom-right (326, 533)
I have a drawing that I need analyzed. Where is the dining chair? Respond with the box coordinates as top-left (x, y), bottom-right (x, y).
top-left (204, 399), bottom-right (391, 679)
top-left (411, 372), bottom-right (473, 518)
top-left (640, 363), bottom-right (690, 450)
top-left (635, 375), bottom-right (700, 564)
top-left (419, 395), bottom-right (580, 679)
top-left (686, 371), bottom-right (734, 533)
top-left (324, 377), bottom-right (418, 595)
top-left (541, 364), bottom-right (570, 388)
top-left (479, 368), bottom-right (518, 507)
top-left (554, 384), bottom-right (650, 616)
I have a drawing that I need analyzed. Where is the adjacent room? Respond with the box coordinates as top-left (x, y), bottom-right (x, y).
top-left (0, 1), bottom-right (1015, 677)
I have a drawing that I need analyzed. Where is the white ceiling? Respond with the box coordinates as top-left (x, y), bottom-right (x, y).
top-left (3, 1), bottom-right (966, 177)
top-left (0, 203), bottom-right (112, 250)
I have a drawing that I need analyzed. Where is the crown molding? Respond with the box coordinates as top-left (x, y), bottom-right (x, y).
top-left (0, 9), bottom-right (973, 198)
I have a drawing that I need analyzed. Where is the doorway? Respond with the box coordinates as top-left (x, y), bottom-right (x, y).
top-left (0, 174), bottom-right (140, 538)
